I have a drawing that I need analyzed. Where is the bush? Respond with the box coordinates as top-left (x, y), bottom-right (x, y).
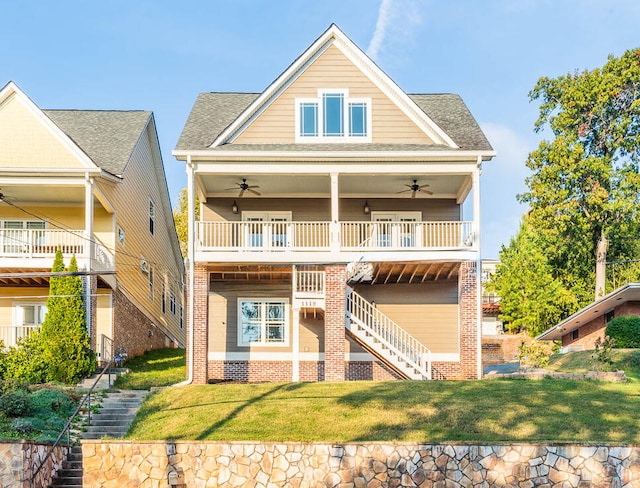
top-left (592, 335), bottom-right (615, 369)
top-left (517, 340), bottom-right (551, 369)
top-left (10, 417), bottom-right (45, 435)
top-left (0, 389), bottom-right (31, 417)
top-left (606, 316), bottom-right (640, 348)
top-left (30, 388), bottom-right (75, 417)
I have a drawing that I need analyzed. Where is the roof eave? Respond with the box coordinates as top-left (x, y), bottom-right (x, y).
top-left (173, 149), bottom-right (496, 160)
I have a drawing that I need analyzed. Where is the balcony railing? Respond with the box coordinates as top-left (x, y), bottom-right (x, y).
top-left (295, 269), bottom-right (325, 297)
top-left (0, 324), bottom-right (39, 349)
top-left (0, 229), bottom-right (114, 269)
top-left (197, 220), bottom-right (474, 252)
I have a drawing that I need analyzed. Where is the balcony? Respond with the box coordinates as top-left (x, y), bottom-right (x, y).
top-left (0, 229), bottom-right (114, 271)
top-left (197, 220), bottom-right (473, 257)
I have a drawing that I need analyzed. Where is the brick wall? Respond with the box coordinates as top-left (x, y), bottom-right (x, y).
top-left (459, 260), bottom-right (479, 379)
top-left (324, 264), bottom-right (346, 381)
top-left (482, 333), bottom-right (532, 365)
top-left (189, 263), bottom-right (209, 384)
top-left (112, 288), bottom-right (171, 358)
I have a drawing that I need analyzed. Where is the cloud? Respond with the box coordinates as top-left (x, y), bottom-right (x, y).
top-left (480, 122), bottom-right (533, 179)
top-left (366, 0), bottom-right (424, 62)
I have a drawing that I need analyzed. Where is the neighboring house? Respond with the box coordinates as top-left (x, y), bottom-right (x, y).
top-left (537, 282), bottom-right (640, 352)
top-left (174, 25), bottom-right (495, 383)
top-left (0, 81), bottom-right (185, 360)
top-left (481, 259), bottom-right (503, 336)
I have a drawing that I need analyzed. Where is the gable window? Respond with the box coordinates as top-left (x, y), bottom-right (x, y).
top-left (238, 298), bottom-right (288, 346)
top-left (296, 89), bottom-right (371, 142)
top-left (149, 197), bottom-right (155, 236)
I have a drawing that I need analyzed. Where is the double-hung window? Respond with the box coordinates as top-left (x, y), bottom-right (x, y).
top-left (297, 89), bottom-right (371, 142)
top-left (238, 299), bottom-right (288, 346)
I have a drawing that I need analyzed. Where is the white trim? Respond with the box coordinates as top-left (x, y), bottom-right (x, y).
top-left (237, 297), bottom-right (290, 347)
top-left (207, 351), bottom-right (460, 362)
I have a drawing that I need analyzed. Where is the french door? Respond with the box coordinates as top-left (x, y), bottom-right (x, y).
top-left (242, 212), bottom-right (292, 250)
top-left (371, 212), bottom-right (421, 248)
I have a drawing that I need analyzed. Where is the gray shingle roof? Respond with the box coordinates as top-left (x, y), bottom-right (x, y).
top-left (44, 110), bottom-right (152, 176)
top-left (175, 92), bottom-right (493, 152)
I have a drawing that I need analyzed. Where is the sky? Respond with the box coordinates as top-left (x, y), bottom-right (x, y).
top-left (2, 0), bottom-right (639, 258)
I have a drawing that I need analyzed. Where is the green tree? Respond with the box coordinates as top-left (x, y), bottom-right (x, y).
top-left (173, 188), bottom-right (200, 258)
top-left (520, 48), bottom-right (640, 305)
top-left (491, 220), bottom-right (577, 336)
top-left (38, 250), bottom-right (95, 384)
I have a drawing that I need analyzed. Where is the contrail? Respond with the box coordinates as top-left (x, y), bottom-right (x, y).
top-left (367, 0), bottom-right (393, 61)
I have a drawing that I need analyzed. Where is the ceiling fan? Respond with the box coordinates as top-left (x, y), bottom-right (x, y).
top-left (396, 179), bottom-right (433, 198)
top-left (225, 178), bottom-right (261, 197)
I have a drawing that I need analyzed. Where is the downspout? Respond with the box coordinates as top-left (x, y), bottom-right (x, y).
top-left (175, 157), bottom-right (195, 386)
top-left (474, 157), bottom-right (483, 380)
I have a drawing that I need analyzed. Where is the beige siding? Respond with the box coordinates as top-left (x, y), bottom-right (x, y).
top-left (209, 283), bottom-right (292, 354)
top-left (354, 283), bottom-right (459, 354)
top-left (96, 290), bottom-right (113, 344)
top-left (0, 94), bottom-right (86, 169)
top-left (299, 315), bottom-right (324, 353)
top-left (203, 198), bottom-right (459, 222)
top-left (0, 287), bottom-right (48, 327)
top-left (234, 44), bottom-right (434, 145)
top-left (95, 124), bottom-right (184, 346)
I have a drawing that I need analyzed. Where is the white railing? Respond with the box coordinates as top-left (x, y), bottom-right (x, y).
top-left (341, 221), bottom-right (473, 250)
top-left (346, 287), bottom-right (432, 380)
top-left (0, 229), bottom-right (85, 257)
top-left (0, 325), bottom-right (40, 349)
top-left (198, 221), bottom-right (331, 251)
top-left (93, 238), bottom-right (115, 270)
top-left (295, 270), bottom-right (325, 297)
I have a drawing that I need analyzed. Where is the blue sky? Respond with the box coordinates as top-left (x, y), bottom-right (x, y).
top-left (2, 0), bottom-right (639, 258)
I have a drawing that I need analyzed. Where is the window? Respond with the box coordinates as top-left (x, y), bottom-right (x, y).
top-left (571, 329), bottom-right (579, 341)
top-left (161, 283), bottom-right (166, 314)
top-left (117, 226), bottom-right (125, 247)
top-left (296, 89), bottom-right (371, 142)
top-left (238, 299), bottom-right (288, 346)
top-left (169, 292), bottom-right (176, 315)
top-left (605, 310), bottom-right (615, 323)
top-left (179, 303), bottom-right (184, 329)
top-left (148, 266), bottom-right (154, 300)
top-left (8, 303), bottom-right (47, 348)
top-left (149, 198), bottom-right (155, 236)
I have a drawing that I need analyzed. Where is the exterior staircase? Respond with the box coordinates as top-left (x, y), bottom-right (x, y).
top-left (346, 287), bottom-right (432, 380)
top-left (48, 390), bottom-right (148, 487)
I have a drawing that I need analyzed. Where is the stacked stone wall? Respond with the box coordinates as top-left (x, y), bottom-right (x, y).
top-left (0, 442), bottom-right (67, 488)
top-left (82, 441), bottom-right (640, 487)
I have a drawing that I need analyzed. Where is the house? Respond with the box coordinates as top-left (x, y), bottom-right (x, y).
top-left (537, 282), bottom-right (640, 352)
top-left (481, 259), bottom-right (503, 336)
top-left (0, 81), bottom-right (185, 360)
top-left (173, 25), bottom-right (495, 383)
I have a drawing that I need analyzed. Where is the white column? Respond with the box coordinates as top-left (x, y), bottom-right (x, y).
top-left (330, 172), bottom-right (340, 252)
top-left (186, 158), bottom-right (196, 384)
top-left (84, 175), bottom-right (94, 336)
top-left (473, 158), bottom-right (482, 379)
top-left (292, 265), bottom-right (300, 381)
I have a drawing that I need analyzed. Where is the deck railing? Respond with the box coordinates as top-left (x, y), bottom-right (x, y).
top-left (0, 229), bottom-right (86, 257)
top-left (295, 270), bottom-right (325, 297)
top-left (197, 220), bottom-right (474, 252)
top-left (0, 324), bottom-right (39, 349)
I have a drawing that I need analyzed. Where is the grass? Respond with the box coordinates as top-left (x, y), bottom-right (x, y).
top-left (547, 348), bottom-right (640, 380)
top-left (113, 348), bottom-right (186, 390)
top-left (127, 349), bottom-right (640, 443)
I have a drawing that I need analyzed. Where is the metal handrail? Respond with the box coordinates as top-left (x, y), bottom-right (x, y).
top-left (29, 359), bottom-right (113, 487)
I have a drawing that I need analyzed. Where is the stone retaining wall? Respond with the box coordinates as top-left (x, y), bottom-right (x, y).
top-left (82, 441), bottom-right (640, 487)
top-left (0, 441), bottom-right (68, 488)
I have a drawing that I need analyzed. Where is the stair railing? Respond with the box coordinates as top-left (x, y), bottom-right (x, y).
top-left (346, 287), bottom-right (432, 379)
top-left (29, 358), bottom-right (113, 487)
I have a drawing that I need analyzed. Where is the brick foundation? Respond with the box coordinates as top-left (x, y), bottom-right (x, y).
top-left (459, 260), bottom-right (480, 379)
top-left (324, 264), bottom-right (346, 381)
top-left (112, 288), bottom-right (172, 358)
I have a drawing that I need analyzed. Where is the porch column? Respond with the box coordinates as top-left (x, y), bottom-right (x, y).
top-left (292, 265), bottom-right (300, 381)
top-left (459, 260), bottom-right (479, 379)
top-left (330, 172), bottom-right (340, 253)
top-left (84, 175), bottom-right (94, 337)
top-left (473, 161), bottom-right (482, 379)
top-left (324, 264), bottom-right (346, 381)
top-left (190, 262), bottom-right (209, 384)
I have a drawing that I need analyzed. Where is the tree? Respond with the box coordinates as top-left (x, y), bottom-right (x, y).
top-left (173, 188), bottom-right (200, 258)
top-left (490, 219), bottom-right (577, 337)
top-left (38, 251), bottom-right (95, 384)
top-left (520, 48), bottom-right (640, 305)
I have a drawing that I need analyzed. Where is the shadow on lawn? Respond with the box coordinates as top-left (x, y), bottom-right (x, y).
top-left (336, 378), bottom-right (640, 443)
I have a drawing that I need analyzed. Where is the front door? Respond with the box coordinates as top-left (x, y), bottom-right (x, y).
top-left (371, 212), bottom-right (421, 249)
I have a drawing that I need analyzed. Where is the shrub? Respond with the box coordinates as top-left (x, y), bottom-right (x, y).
top-left (517, 340), bottom-right (551, 369)
top-left (2, 331), bottom-right (47, 384)
top-left (592, 335), bottom-right (615, 369)
top-left (606, 316), bottom-right (640, 348)
top-left (0, 389), bottom-right (31, 417)
top-left (10, 417), bottom-right (45, 435)
top-left (30, 388), bottom-right (75, 417)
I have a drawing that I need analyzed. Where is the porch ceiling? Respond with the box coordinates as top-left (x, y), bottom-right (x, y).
top-left (369, 262), bottom-right (460, 284)
top-left (199, 174), bottom-right (469, 199)
top-left (0, 268), bottom-right (51, 286)
top-left (208, 264), bottom-right (293, 283)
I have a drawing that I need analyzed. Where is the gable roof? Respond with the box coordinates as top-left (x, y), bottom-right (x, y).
top-left (175, 92), bottom-right (493, 153)
top-left (44, 110), bottom-right (152, 177)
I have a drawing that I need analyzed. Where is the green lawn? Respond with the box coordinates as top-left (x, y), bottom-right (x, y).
top-left (124, 348), bottom-right (640, 443)
top-left (113, 348), bottom-right (186, 390)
